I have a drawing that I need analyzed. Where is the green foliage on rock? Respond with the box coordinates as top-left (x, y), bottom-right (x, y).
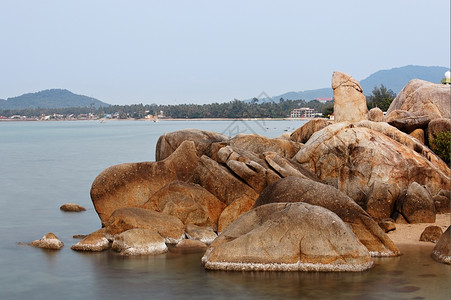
top-left (367, 84), bottom-right (396, 112)
top-left (430, 131), bottom-right (451, 165)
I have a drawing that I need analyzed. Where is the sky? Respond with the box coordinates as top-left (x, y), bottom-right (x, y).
top-left (0, 0), bottom-right (449, 105)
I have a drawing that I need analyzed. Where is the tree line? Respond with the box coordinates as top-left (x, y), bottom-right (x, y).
top-left (0, 85), bottom-right (395, 119)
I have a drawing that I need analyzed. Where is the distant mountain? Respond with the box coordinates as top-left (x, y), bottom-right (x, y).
top-left (253, 65), bottom-right (448, 102)
top-left (0, 89), bottom-right (110, 110)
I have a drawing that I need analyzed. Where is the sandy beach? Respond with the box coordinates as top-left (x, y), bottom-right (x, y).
top-left (387, 213), bottom-right (450, 247)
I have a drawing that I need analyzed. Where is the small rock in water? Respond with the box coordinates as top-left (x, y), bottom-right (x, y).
top-left (111, 228), bottom-right (168, 256)
top-left (175, 239), bottom-right (207, 249)
top-left (30, 233), bottom-right (64, 250)
top-left (60, 203), bottom-right (86, 212)
top-left (71, 231), bottom-right (110, 252)
top-left (420, 226), bottom-right (443, 243)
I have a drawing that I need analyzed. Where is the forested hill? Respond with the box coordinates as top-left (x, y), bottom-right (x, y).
top-left (0, 89), bottom-right (110, 110)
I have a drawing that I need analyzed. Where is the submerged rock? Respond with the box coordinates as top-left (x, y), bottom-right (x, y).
top-left (71, 230), bottom-right (110, 251)
top-left (60, 203), bottom-right (86, 212)
top-left (432, 226), bottom-right (450, 264)
top-left (253, 177), bottom-right (400, 256)
top-left (202, 202), bottom-right (373, 272)
top-left (112, 228), bottom-right (168, 256)
top-left (30, 233), bottom-right (64, 250)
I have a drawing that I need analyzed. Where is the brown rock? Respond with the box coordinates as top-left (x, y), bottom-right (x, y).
top-left (142, 181), bottom-right (225, 231)
top-left (228, 133), bottom-right (301, 159)
top-left (409, 128), bottom-right (425, 144)
top-left (378, 219), bottom-right (396, 233)
top-left (332, 71), bottom-right (368, 123)
top-left (294, 122), bottom-right (450, 206)
top-left (104, 207), bottom-right (185, 244)
top-left (368, 107), bottom-right (384, 122)
top-left (30, 233), bottom-right (64, 250)
top-left (60, 203), bottom-right (86, 212)
top-left (432, 226), bottom-right (450, 264)
top-left (365, 182), bottom-right (400, 220)
top-left (419, 226), bottom-right (443, 243)
top-left (185, 224), bottom-right (217, 244)
top-left (155, 129), bottom-right (229, 161)
top-left (263, 152), bottom-right (320, 181)
top-left (111, 228), bottom-right (168, 255)
top-left (433, 190), bottom-right (450, 213)
top-left (90, 140), bottom-right (200, 225)
top-left (354, 120), bottom-right (449, 176)
top-left (202, 202), bottom-right (373, 272)
top-left (387, 79), bottom-right (450, 120)
top-left (290, 118), bottom-right (332, 143)
top-left (397, 182), bottom-right (436, 224)
top-left (191, 155), bottom-right (259, 206)
top-left (175, 239), bottom-right (207, 249)
top-left (253, 177), bottom-right (399, 257)
top-left (386, 112), bottom-right (431, 133)
top-left (71, 230), bottom-right (110, 251)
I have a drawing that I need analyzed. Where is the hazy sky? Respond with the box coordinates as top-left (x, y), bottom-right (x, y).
top-left (1, 0), bottom-right (449, 105)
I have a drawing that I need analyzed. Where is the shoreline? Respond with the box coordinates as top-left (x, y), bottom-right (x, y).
top-left (0, 117), bottom-right (313, 122)
top-left (388, 213), bottom-right (450, 247)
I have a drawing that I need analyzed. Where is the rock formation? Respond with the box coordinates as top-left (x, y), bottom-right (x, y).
top-left (332, 71), bottom-right (368, 123)
top-left (142, 181), bottom-right (225, 231)
top-left (202, 202), bottom-right (373, 271)
top-left (111, 228), bottom-right (168, 255)
top-left (103, 207), bottom-right (185, 244)
top-left (419, 226), bottom-right (443, 243)
top-left (90, 140), bottom-right (200, 225)
top-left (387, 79), bottom-right (450, 120)
top-left (253, 177), bottom-right (399, 256)
top-left (432, 226), bottom-right (450, 264)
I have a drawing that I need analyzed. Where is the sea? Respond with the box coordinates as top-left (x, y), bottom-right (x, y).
top-left (0, 119), bottom-right (449, 300)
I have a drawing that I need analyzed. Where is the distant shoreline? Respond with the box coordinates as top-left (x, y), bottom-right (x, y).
top-left (0, 117), bottom-right (314, 122)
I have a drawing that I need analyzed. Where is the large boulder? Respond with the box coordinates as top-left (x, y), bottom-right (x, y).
top-left (30, 233), bottom-right (64, 250)
top-left (332, 71), bottom-right (368, 123)
top-left (155, 129), bottom-right (229, 161)
top-left (253, 177), bottom-right (399, 256)
top-left (202, 202), bottom-right (373, 272)
top-left (419, 226), bottom-right (443, 243)
top-left (294, 123), bottom-right (450, 206)
top-left (353, 120), bottom-right (449, 176)
top-left (103, 207), bottom-right (185, 244)
top-left (395, 182), bottom-right (436, 224)
top-left (90, 140), bottom-right (200, 225)
top-left (385, 110), bottom-right (431, 133)
top-left (432, 226), bottom-right (450, 264)
top-left (142, 181), bottom-right (225, 231)
top-left (368, 107), bottom-right (384, 122)
top-left (111, 228), bottom-right (168, 256)
top-left (387, 79), bottom-right (451, 120)
top-left (228, 133), bottom-right (301, 159)
top-left (289, 119), bottom-right (332, 144)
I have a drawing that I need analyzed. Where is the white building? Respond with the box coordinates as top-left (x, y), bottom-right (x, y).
top-left (290, 107), bottom-right (316, 118)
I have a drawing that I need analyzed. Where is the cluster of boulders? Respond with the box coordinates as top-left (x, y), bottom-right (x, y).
top-left (29, 72), bottom-right (451, 268)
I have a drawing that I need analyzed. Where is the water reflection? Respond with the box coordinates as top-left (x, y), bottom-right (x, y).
top-left (71, 243), bottom-right (450, 300)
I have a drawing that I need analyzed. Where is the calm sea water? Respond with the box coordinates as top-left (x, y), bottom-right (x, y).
top-left (0, 120), bottom-right (449, 300)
